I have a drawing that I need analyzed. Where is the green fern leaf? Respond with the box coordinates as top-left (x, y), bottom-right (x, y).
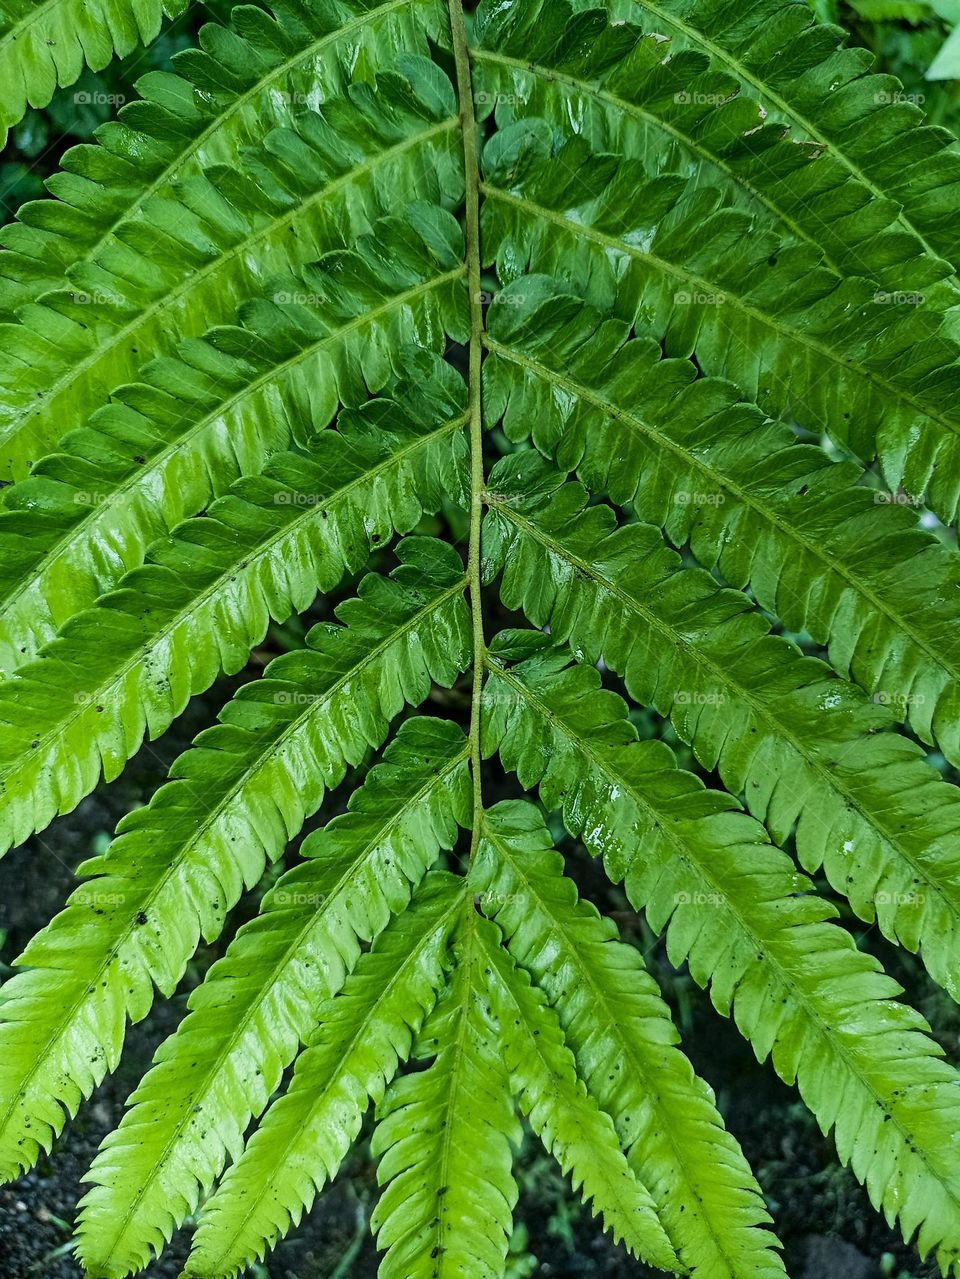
top-left (483, 454), bottom-right (960, 999)
top-left (472, 875), bottom-right (685, 1273)
top-left (0, 52), bottom-right (461, 479)
top-left (76, 711), bottom-right (470, 1276)
top-left (187, 872), bottom-right (465, 1278)
top-left (483, 275), bottom-right (960, 764)
top-left (0, 362), bottom-right (468, 848)
top-left (3, 0), bottom-right (960, 1274)
top-left (479, 640), bottom-right (960, 1271)
top-left (0, 0), bottom-right (447, 320)
top-left (471, 772), bottom-right (783, 1279)
top-left (369, 910), bottom-right (522, 1279)
top-left (0, 556), bottom-right (469, 1188)
top-left (0, 208), bottom-right (466, 670)
top-left (471, 0), bottom-right (958, 289)
top-left (480, 121), bottom-right (960, 522)
top-left (0, 0), bottom-right (187, 143)
top-left (615, 0), bottom-right (960, 267)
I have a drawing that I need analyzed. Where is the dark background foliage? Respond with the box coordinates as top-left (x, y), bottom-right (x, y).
top-left (0, 2), bottom-right (958, 1276)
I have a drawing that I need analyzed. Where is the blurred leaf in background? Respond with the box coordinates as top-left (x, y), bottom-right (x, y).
top-left (927, 0), bottom-right (960, 76)
top-left (809, 0), bottom-right (960, 125)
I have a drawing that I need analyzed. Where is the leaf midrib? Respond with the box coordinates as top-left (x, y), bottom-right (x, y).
top-left (493, 501), bottom-right (960, 926)
top-left (470, 45), bottom-right (843, 274)
top-left (433, 911), bottom-right (481, 1275)
top-left (480, 183), bottom-right (960, 447)
top-left (483, 334), bottom-right (960, 698)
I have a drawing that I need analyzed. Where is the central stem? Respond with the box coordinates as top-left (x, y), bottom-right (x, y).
top-left (449, 0), bottom-right (487, 853)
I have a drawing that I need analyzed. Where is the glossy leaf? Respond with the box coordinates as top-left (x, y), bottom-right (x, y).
top-left (483, 456), bottom-right (960, 1001)
top-left (2, 0), bottom-right (960, 1275)
top-left (187, 874), bottom-right (465, 1278)
top-left (0, 360), bottom-right (469, 850)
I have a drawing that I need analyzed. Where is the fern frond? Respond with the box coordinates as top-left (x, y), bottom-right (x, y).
top-left (478, 757), bottom-right (782, 1279)
top-left (0, 54), bottom-right (461, 477)
top-left (480, 125), bottom-right (960, 522)
top-left (483, 274), bottom-right (960, 763)
top-left (629, 816), bottom-right (960, 1274)
top-left (472, 798), bottom-right (782, 1279)
top-left (0, 0), bottom-right (447, 321)
top-left (483, 455), bottom-right (960, 999)
top-left (0, 205), bottom-right (466, 671)
top-left (187, 872), bottom-right (464, 1279)
top-left (479, 650), bottom-right (960, 1273)
top-left (0, 363), bottom-right (468, 851)
top-left (75, 713), bottom-right (470, 1277)
top-left (473, 882), bottom-right (683, 1273)
top-left (370, 910), bottom-right (521, 1279)
top-left (0, 0), bottom-right (187, 144)
top-left (0, 555), bottom-right (469, 1189)
top-left (4, 1), bottom-right (960, 1273)
top-left (471, 0), bottom-right (957, 289)
top-left (618, 0), bottom-right (960, 268)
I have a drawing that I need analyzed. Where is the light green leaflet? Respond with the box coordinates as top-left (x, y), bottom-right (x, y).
top-left (1, 0), bottom-right (960, 1276)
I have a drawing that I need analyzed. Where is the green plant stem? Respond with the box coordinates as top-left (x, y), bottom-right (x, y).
top-left (449, 0), bottom-right (486, 853)
top-left (328, 1189), bottom-right (369, 1279)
